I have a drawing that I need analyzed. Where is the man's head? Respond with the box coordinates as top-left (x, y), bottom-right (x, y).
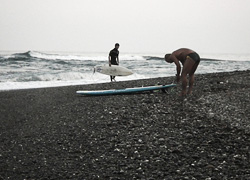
top-left (164, 54), bottom-right (172, 63)
top-left (115, 43), bottom-right (120, 49)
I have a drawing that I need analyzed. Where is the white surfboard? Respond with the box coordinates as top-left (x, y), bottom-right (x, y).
top-left (94, 65), bottom-right (133, 76)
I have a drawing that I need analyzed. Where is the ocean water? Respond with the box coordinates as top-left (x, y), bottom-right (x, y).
top-left (0, 51), bottom-right (250, 90)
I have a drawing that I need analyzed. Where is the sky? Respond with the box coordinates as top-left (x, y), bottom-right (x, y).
top-left (0, 0), bottom-right (250, 54)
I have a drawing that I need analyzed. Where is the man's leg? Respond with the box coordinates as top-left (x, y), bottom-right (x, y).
top-left (187, 74), bottom-right (194, 95)
top-left (187, 62), bottom-right (199, 94)
top-left (181, 73), bottom-right (188, 96)
top-left (181, 58), bottom-right (195, 96)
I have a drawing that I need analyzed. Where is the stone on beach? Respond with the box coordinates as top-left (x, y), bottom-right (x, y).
top-left (0, 70), bottom-right (250, 179)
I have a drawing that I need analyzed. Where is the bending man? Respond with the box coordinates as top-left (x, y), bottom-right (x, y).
top-left (165, 48), bottom-right (200, 96)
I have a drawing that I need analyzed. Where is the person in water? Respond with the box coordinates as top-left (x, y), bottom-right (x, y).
top-left (165, 48), bottom-right (200, 96)
top-left (108, 43), bottom-right (120, 82)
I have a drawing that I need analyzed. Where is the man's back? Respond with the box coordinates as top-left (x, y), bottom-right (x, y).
top-left (173, 48), bottom-right (195, 63)
top-left (109, 48), bottom-right (119, 65)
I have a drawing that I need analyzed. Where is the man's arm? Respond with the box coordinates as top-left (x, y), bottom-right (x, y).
top-left (117, 56), bottom-right (119, 65)
top-left (171, 55), bottom-right (181, 82)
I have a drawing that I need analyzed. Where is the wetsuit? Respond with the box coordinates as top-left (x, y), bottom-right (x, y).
top-left (109, 48), bottom-right (119, 65)
top-left (109, 48), bottom-right (119, 81)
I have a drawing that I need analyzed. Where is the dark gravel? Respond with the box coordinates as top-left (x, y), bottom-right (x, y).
top-left (0, 70), bottom-right (250, 179)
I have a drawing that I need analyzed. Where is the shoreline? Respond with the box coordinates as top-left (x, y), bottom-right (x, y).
top-left (1, 70), bottom-right (250, 179)
top-left (0, 70), bottom-right (249, 92)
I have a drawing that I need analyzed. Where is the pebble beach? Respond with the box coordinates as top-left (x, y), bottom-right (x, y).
top-left (0, 70), bottom-right (250, 179)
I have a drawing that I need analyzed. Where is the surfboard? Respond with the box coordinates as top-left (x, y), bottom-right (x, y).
top-left (76, 84), bottom-right (176, 96)
top-left (94, 65), bottom-right (133, 76)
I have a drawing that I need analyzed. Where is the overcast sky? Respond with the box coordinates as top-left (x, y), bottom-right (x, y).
top-left (1, 0), bottom-right (250, 54)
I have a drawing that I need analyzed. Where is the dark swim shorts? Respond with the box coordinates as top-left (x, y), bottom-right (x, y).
top-left (187, 53), bottom-right (200, 62)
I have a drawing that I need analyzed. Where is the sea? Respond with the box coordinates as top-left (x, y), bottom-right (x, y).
top-left (0, 51), bottom-right (250, 91)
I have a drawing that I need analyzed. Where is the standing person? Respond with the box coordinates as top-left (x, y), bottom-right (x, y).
top-left (164, 48), bottom-right (200, 96)
top-left (108, 43), bottom-right (120, 82)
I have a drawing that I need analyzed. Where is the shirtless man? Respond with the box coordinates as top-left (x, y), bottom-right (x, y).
top-left (165, 48), bottom-right (200, 96)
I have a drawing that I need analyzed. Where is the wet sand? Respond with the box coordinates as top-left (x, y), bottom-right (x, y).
top-left (0, 70), bottom-right (250, 179)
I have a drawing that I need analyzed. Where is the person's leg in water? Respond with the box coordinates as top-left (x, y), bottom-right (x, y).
top-left (181, 58), bottom-right (195, 96)
top-left (110, 62), bottom-right (117, 82)
top-left (110, 76), bottom-right (116, 82)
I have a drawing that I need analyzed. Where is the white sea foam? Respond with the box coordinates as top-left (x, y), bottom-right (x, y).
top-left (0, 72), bottom-right (148, 91)
top-left (29, 51), bottom-right (106, 61)
top-left (26, 51), bottom-right (147, 62)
